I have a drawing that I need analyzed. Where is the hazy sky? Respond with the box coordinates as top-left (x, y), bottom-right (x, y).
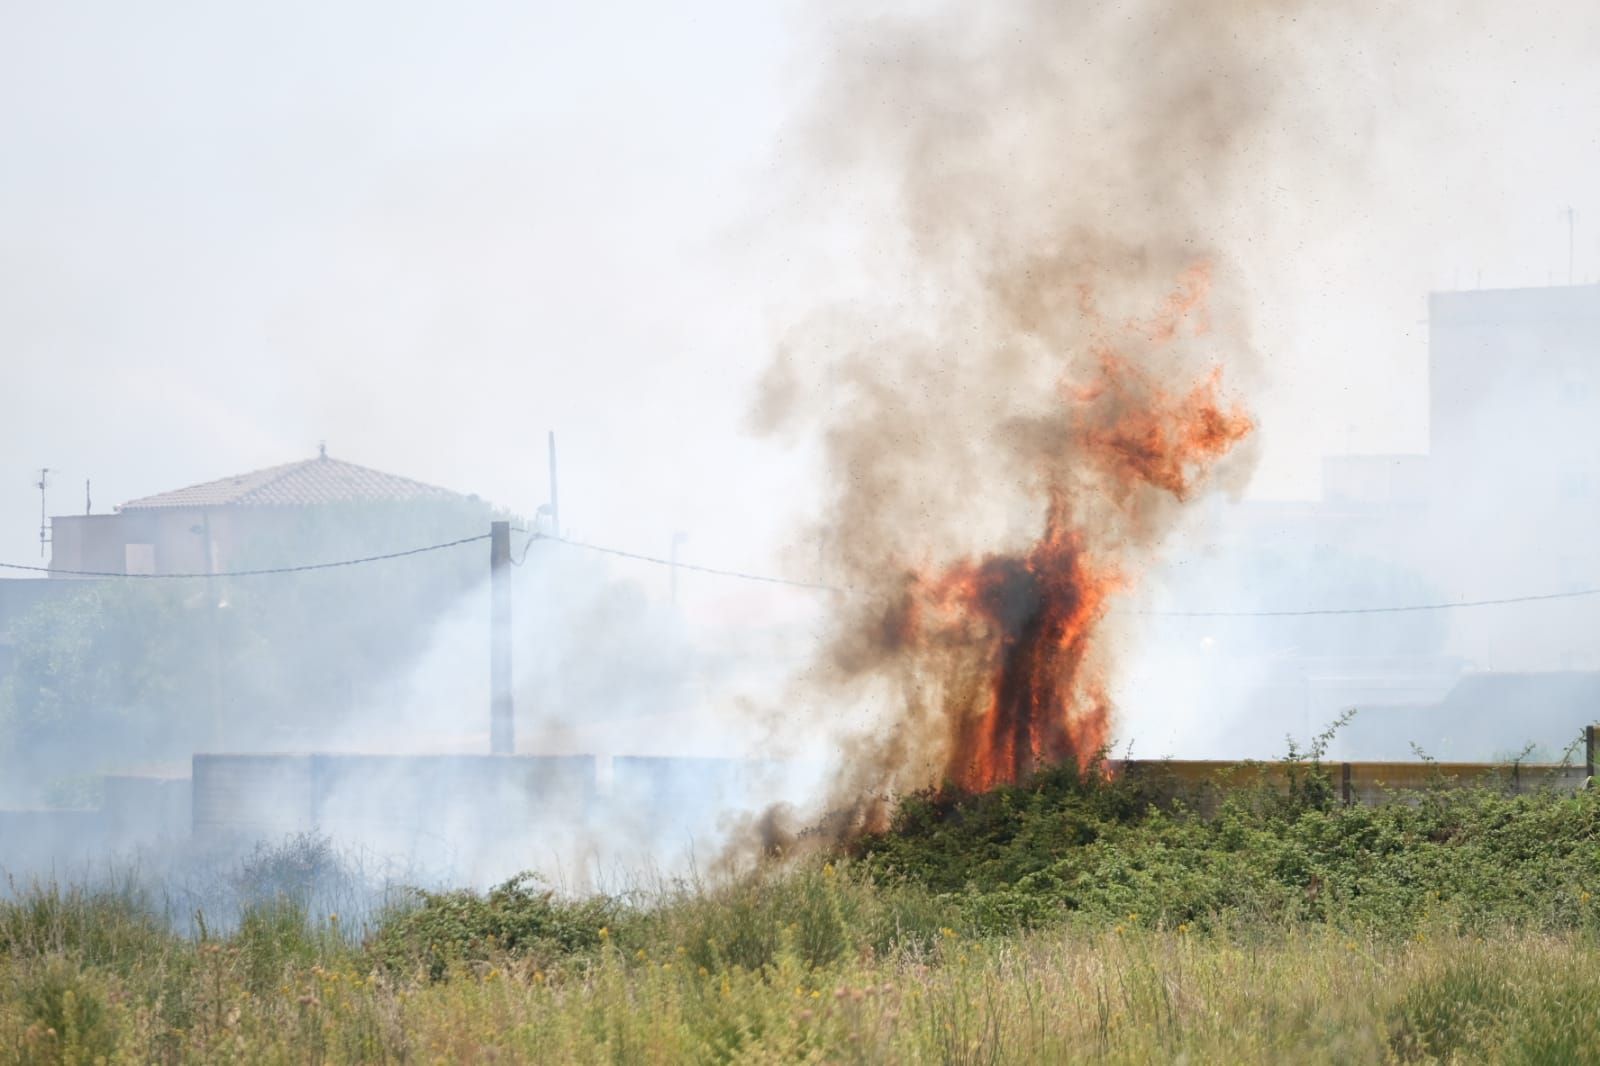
top-left (3, 0), bottom-right (1598, 594)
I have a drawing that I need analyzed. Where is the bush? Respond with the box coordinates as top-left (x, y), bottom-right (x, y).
top-left (851, 759), bottom-right (1600, 939)
top-left (367, 873), bottom-right (618, 978)
top-left (231, 832), bottom-right (358, 913)
top-left (659, 861), bottom-right (960, 974)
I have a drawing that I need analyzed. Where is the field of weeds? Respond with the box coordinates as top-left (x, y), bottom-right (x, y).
top-left (6, 886), bottom-right (1600, 1063)
top-left (5, 763), bottom-right (1600, 1063)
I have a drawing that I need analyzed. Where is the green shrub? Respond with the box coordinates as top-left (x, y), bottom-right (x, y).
top-left (851, 758), bottom-right (1600, 940)
top-left (367, 873), bottom-right (617, 978)
top-left (660, 860), bottom-right (960, 974)
top-left (231, 831), bottom-right (357, 915)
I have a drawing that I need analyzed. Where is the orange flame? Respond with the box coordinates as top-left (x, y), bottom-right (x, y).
top-left (893, 270), bottom-right (1252, 791)
top-left (922, 507), bottom-right (1120, 791)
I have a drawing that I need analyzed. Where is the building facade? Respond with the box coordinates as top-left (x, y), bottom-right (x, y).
top-left (47, 450), bottom-right (476, 577)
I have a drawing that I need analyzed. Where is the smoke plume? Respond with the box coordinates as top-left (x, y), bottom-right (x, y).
top-left (751, 0), bottom-right (1342, 830)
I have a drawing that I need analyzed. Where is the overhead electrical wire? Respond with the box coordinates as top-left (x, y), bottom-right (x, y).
top-left (514, 531), bottom-right (838, 591)
top-left (0, 533), bottom-right (491, 579)
top-left (1147, 586), bottom-right (1600, 619)
top-left (4, 527), bottom-right (1598, 616)
top-left (519, 532), bottom-right (1600, 615)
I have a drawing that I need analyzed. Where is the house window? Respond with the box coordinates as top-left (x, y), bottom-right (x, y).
top-left (125, 543), bottom-right (156, 575)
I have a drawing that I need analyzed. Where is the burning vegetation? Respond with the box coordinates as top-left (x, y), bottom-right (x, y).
top-left (748, 0), bottom-right (1318, 834)
top-left (880, 274), bottom-right (1252, 793)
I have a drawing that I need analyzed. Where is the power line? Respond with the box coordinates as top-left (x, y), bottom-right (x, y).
top-left (517, 532), bottom-right (839, 591)
top-left (6, 522), bottom-right (1598, 616)
top-left (523, 531), bottom-right (1600, 615)
top-left (0, 533), bottom-right (491, 579)
top-left (1149, 586), bottom-right (1600, 619)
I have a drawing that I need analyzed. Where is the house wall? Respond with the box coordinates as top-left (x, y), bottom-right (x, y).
top-left (49, 508), bottom-right (260, 577)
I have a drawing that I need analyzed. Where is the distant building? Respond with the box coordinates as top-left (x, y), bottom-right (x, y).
top-left (1429, 283), bottom-right (1600, 483)
top-left (1170, 283), bottom-right (1600, 754)
top-left (1423, 283), bottom-right (1600, 671)
top-left (1320, 454), bottom-right (1430, 509)
top-left (1263, 282), bottom-right (1600, 670)
top-left (1334, 671), bottom-right (1600, 762)
top-left (47, 449), bottom-right (477, 577)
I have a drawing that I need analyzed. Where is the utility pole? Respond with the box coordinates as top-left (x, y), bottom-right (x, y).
top-left (547, 431), bottom-right (560, 539)
top-left (1566, 207), bottom-right (1577, 285)
top-left (202, 510), bottom-right (222, 751)
top-left (35, 468), bottom-right (51, 557)
top-left (490, 520), bottom-right (513, 754)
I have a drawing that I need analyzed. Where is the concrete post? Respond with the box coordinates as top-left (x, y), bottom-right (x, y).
top-left (490, 521), bottom-right (513, 755)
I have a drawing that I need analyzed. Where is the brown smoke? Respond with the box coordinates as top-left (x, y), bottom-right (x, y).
top-left (751, 0), bottom-right (1343, 840)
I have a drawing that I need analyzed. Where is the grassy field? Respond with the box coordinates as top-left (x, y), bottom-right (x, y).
top-left (5, 760), bottom-right (1600, 1063)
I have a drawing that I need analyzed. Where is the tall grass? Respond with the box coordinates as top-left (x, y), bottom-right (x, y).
top-left (4, 877), bottom-right (1600, 1063)
top-left (4, 773), bottom-right (1600, 1062)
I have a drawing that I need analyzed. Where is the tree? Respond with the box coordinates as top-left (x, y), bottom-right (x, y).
top-left (0, 497), bottom-right (499, 800)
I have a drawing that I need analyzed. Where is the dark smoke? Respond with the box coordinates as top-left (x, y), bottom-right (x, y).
top-left (749, 0), bottom-right (1364, 837)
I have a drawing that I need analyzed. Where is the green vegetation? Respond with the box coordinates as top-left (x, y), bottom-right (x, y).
top-left (851, 755), bottom-right (1600, 938)
top-left (4, 767), bottom-right (1600, 1062)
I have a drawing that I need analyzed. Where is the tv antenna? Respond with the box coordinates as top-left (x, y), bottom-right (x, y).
top-left (1565, 206), bottom-right (1577, 285)
top-left (35, 467), bottom-right (52, 558)
top-left (536, 431), bottom-right (561, 538)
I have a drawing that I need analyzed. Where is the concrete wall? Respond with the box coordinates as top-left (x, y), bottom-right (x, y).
top-left (0, 809), bottom-right (107, 874)
top-left (193, 754), bottom-right (596, 842)
top-left (608, 755), bottom-right (802, 856)
top-left (101, 775), bottom-right (192, 842)
top-left (5, 752), bottom-right (1586, 879)
top-left (0, 774), bottom-right (191, 875)
top-left (1118, 757), bottom-right (1590, 815)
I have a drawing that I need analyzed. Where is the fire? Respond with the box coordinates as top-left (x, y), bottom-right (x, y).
top-left (891, 270), bottom-right (1252, 791)
top-left (918, 504), bottom-right (1119, 791)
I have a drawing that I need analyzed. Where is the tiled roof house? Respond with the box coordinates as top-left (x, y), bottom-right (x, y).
top-left (119, 453), bottom-right (460, 511)
top-left (49, 450), bottom-right (476, 577)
